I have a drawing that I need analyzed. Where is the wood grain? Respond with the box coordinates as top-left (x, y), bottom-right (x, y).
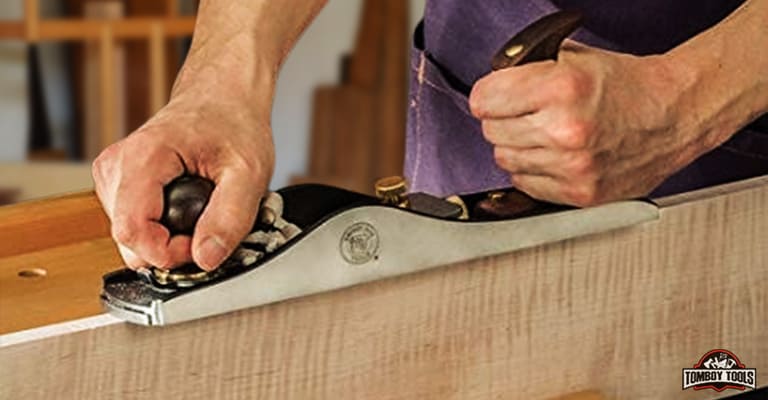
top-left (1, 177), bottom-right (765, 399)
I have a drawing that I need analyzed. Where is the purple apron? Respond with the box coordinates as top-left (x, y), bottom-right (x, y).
top-left (404, 0), bottom-right (768, 197)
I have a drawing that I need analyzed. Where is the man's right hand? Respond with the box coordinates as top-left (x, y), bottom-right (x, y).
top-left (91, 0), bottom-right (329, 271)
top-left (92, 92), bottom-right (275, 271)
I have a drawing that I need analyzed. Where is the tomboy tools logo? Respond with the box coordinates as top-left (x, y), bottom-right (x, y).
top-left (682, 349), bottom-right (757, 392)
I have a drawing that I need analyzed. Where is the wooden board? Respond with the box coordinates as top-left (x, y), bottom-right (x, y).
top-left (0, 190), bottom-right (108, 259)
top-left (0, 238), bottom-right (119, 334)
top-left (0, 176), bottom-right (766, 399)
top-left (0, 188), bottom-right (115, 334)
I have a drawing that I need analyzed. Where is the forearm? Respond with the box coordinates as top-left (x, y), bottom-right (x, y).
top-left (171, 0), bottom-right (328, 110)
top-left (664, 0), bottom-right (768, 151)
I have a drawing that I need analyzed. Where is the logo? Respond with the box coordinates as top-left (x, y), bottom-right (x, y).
top-left (340, 222), bottom-right (380, 265)
top-left (682, 349), bottom-right (757, 392)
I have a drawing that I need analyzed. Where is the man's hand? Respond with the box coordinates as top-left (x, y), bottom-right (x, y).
top-left (470, 0), bottom-right (768, 207)
top-left (92, 0), bottom-right (327, 271)
top-left (469, 41), bottom-right (704, 206)
top-left (93, 92), bottom-right (274, 271)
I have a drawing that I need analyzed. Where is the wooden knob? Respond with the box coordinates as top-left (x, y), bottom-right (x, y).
top-left (160, 175), bottom-right (215, 236)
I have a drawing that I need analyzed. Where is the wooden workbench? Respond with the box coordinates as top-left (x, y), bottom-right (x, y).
top-left (0, 176), bottom-right (766, 400)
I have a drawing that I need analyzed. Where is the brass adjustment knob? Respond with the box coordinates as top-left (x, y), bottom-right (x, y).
top-left (375, 176), bottom-right (409, 207)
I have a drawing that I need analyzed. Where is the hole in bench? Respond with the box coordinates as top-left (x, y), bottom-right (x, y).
top-left (18, 268), bottom-right (48, 278)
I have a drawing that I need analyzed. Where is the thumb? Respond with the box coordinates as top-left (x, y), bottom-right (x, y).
top-left (191, 170), bottom-right (263, 270)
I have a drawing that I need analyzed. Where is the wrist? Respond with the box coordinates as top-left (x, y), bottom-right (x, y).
top-left (168, 46), bottom-right (276, 127)
top-left (158, 58), bottom-right (275, 144)
top-left (659, 3), bottom-right (768, 153)
top-left (651, 50), bottom-right (742, 163)
top-left (174, 36), bottom-right (277, 96)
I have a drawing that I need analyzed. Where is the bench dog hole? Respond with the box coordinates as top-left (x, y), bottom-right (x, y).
top-left (18, 268), bottom-right (47, 278)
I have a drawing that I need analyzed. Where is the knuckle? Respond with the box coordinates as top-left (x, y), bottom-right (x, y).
top-left (91, 154), bottom-right (104, 175)
top-left (567, 152), bottom-right (596, 176)
top-left (227, 153), bottom-right (263, 183)
top-left (152, 255), bottom-right (175, 270)
top-left (118, 245), bottom-right (145, 269)
top-left (470, 76), bottom-right (498, 117)
top-left (239, 165), bottom-right (265, 189)
top-left (554, 119), bottom-right (592, 149)
top-left (553, 68), bottom-right (590, 102)
top-left (556, 77), bottom-right (579, 103)
top-left (493, 147), bottom-right (505, 166)
top-left (493, 147), bottom-right (511, 170)
top-left (511, 177), bottom-right (540, 199)
top-left (132, 143), bottom-right (161, 166)
top-left (111, 218), bottom-right (139, 246)
top-left (92, 144), bottom-right (117, 176)
top-left (210, 209), bottom-right (250, 248)
top-left (482, 120), bottom-right (497, 142)
top-left (91, 160), bottom-right (103, 184)
top-left (469, 92), bottom-right (485, 117)
top-left (566, 184), bottom-right (599, 207)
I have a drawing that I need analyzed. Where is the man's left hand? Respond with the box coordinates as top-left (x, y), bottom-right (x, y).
top-left (469, 41), bottom-right (711, 206)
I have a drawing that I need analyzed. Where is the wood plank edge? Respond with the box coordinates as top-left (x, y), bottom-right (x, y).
top-left (654, 175), bottom-right (768, 207)
top-left (0, 314), bottom-right (122, 348)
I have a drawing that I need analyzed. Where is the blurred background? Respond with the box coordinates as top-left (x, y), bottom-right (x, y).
top-left (0, 0), bottom-right (425, 204)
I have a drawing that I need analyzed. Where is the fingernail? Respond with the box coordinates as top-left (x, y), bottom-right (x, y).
top-left (118, 244), bottom-right (149, 270)
top-left (196, 237), bottom-right (228, 270)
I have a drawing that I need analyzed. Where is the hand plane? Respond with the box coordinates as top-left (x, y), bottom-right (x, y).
top-left (101, 10), bottom-right (659, 326)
